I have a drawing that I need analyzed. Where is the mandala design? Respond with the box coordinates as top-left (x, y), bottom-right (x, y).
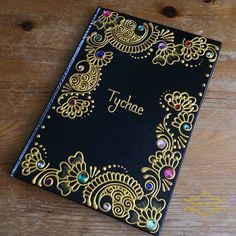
top-left (22, 90), bottom-right (199, 234)
top-left (55, 9), bottom-right (219, 119)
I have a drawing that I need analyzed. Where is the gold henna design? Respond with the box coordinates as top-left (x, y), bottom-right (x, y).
top-left (23, 90), bottom-right (199, 233)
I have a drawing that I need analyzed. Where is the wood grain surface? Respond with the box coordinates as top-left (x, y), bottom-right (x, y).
top-left (0, 0), bottom-right (236, 235)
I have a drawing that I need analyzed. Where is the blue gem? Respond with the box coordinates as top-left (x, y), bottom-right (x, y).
top-left (145, 182), bottom-right (153, 190)
top-left (77, 172), bottom-right (89, 184)
top-left (146, 219), bottom-right (158, 231)
top-left (183, 123), bottom-right (191, 131)
top-left (137, 25), bottom-right (144, 31)
top-left (96, 50), bottom-right (105, 58)
top-left (158, 41), bottom-right (167, 50)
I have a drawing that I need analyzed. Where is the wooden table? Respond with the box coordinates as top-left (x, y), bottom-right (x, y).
top-left (1, 1), bottom-right (235, 235)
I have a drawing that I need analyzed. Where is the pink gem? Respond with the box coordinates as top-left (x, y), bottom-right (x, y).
top-left (164, 168), bottom-right (175, 180)
top-left (69, 99), bottom-right (75, 106)
top-left (103, 10), bottom-right (111, 17)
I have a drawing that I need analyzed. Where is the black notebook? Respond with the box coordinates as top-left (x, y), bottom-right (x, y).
top-left (11, 6), bottom-right (221, 235)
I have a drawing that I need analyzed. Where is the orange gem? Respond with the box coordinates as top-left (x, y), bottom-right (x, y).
top-left (184, 40), bottom-right (192, 47)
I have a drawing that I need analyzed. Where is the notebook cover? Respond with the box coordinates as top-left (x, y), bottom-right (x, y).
top-left (11, 6), bottom-right (221, 235)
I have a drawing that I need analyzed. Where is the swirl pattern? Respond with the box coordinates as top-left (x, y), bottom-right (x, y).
top-left (106, 20), bottom-right (160, 53)
top-left (23, 89), bottom-right (199, 234)
top-left (28, 7), bottom-right (220, 234)
top-left (55, 9), bottom-right (219, 119)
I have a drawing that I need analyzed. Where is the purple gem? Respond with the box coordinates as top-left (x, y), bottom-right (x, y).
top-left (103, 203), bottom-right (111, 211)
top-left (78, 65), bottom-right (85, 72)
top-left (96, 50), bottom-right (105, 58)
top-left (158, 41), bottom-right (167, 50)
top-left (45, 178), bottom-right (52, 185)
top-left (156, 139), bottom-right (167, 149)
top-left (164, 168), bottom-right (175, 180)
top-left (145, 182), bottom-right (153, 190)
top-left (69, 99), bottom-right (75, 106)
top-left (103, 10), bottom-right (111, 17)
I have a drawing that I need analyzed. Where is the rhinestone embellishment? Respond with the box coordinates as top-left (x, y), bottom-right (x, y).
top-left (78, 65), bottom-right (85, 72)
top-left (206, 51), bottom-right (214, 58)
top-left (184, 40), bottom-right (192, 47)
top-left (77, 172), bottom-right (89, 184)
top-left (96, 50), bottom-right (105, 58)
top-left (164, 168), bottom-right (175, 180)
top-left (103, 202), bottom-right (111, 211)
top-left (68, 99), bottom-right (75, 106)
top-left (145, 182), bottom-right (153, 190)
top-left (183, 123), bottom-right (191, 131)
top-left (156, 139), bottom-right (167, 149)
top-left (137, 25), bottom-right (144, 31)
top-left (103, 10), bottom-right (111, 17)
top-left (175, 104), bottom-right (181, 110)
top-left (146, 219), bottom-right (158, 231)
top-left (37, 161), bottom-right (45, 169)
top-left (45, 178), bottom-right (52, 185)
top-left (158, 41), bottom-right (167, 50)
top-left (95, 34), bottom-right (103, 41)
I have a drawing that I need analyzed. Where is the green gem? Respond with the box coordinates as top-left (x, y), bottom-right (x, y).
top-left (95, 34), bottom-right (102, 41)
top-left (206, 51), bottom-right (214, 58)
top-left (77, 172), bottom-right (89, 184)
top-left (146, 219), bottom-right (158, 231)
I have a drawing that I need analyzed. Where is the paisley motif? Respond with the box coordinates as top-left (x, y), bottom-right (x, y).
top-left (83, 172), bottom-right (144, 215)
top-left (105, 20), bottom-right (160, 53)
top-left (23, 89), bottom-right (200, 234)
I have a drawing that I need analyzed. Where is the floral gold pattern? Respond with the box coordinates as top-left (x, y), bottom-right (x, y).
top-left (57, 151), bottom-right (90, 196)
top-left (55, 10), bottom-right (219, 119)
top-left (152, 42), bottom-right (180, 66)
top-left (22, 8), bottom-right (220, 235)
top-left (56, 95), bottom-right (91, 119)
top-left (22, 147), bottom-right (49, 176)
top-left (148, 150), bottom-right (181, 192)
top-left (22, 89), bottom-right (199, 234)
top-left (164, 91), bottom-right (198, 113)
top-left (94, 11), bottom-right (124, 30)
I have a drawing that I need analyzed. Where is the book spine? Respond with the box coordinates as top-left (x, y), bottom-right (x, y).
top-left (10, 6), bottom-right (103, 176)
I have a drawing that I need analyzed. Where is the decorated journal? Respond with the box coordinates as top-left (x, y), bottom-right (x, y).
top-left (11, 6), bottom-right (221, 235)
